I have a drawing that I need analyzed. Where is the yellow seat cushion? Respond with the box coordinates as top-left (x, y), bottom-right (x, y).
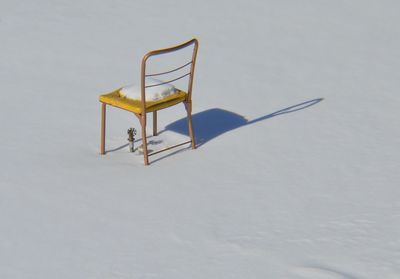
top-left (99, 88), bottom-right (187, 114)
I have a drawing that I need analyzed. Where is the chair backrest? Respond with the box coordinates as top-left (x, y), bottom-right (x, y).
top-left (140, 38), bottom-right (199, 113)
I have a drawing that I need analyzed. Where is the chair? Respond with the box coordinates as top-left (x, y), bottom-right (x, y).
top-left (98, 38), bottom-right (199, 165)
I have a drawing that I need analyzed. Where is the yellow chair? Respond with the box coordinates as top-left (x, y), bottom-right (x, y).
top-left (99, 38), bottom-right (199, 165)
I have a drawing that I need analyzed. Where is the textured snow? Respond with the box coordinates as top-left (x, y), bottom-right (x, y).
top-left (0, 0), bottom-right (399, 278)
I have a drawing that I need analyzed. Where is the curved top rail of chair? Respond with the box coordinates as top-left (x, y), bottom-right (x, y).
top-left (142, 38), bottom-right (199, 63)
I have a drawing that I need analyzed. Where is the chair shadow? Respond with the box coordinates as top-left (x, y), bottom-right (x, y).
top-left (162, 98), bottom-right (323, 147)
top-left (106, 98), bottom-right (323, 161)
top-left (105, 136), bottom-right (160, 154)
top-left (106, 143), bottom-right (129, 153)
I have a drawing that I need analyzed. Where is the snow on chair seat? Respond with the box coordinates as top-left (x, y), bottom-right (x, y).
top-left (120, 78), bottom-right (177, 101)
top-left (99, 87), bottom-right (187, 114)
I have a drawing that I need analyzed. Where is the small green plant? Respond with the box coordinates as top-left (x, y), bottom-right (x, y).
top-left (127, 128), bottom-right (137, 152)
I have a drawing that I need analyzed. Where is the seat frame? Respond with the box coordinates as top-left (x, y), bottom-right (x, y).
top-left (100, 38), bottom-right (199, 165)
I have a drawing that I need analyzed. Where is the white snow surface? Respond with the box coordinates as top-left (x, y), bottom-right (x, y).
top-left (1, 0), bottom-right (400, 278)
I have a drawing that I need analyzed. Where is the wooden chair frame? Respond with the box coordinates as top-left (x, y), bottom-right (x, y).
top-left (100, 38), bottom-right (199, 165)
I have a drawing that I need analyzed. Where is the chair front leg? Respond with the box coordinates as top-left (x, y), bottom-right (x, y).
top-left (185, 101), bottom-right (196, 149)
top-left (140, 115), bottom-right (149, 165)
top-left (100, 103), bottom-right (106, 155)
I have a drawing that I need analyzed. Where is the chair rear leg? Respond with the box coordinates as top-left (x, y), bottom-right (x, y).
top-left (100, 103), bottom-right (106, 155)
top-left (185, 102), bottom-right (196, 149)
top-left (140, 115), bottom-right (150, 165)
top-left (153, 111), bottom-right (157, 136)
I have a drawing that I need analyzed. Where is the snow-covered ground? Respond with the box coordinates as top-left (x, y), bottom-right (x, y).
top-left (1, 0), bottom-right (399, 278)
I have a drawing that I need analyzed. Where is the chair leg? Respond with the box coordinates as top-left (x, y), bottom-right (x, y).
top-left (100, 103), bottom-right (106, 155)
top-left (140, 115), bottom-right (149, 165)
top-left (153, 111), bottom-right (157, 136)
top-left (185, 102), bottom-right (196, 149)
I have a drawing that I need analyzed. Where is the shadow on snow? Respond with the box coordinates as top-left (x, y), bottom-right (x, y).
top-left (162, 98), bottom-right (323, 147)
